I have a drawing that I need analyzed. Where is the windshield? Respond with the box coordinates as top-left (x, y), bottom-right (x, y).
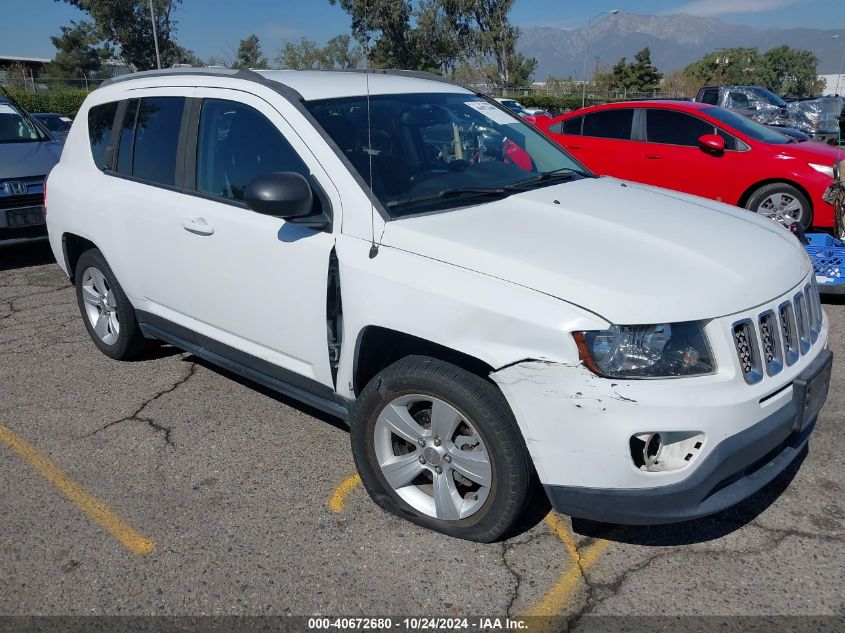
top-left (35, 115), bottom-right (72, 132)
top-left (0, 103), bottom-right (46, 143)
top-left (306, 92), bottom-right (589, 217)
top-left (751, 87), bottom-right (787, 107)
top-left (703, 106), bottom-right (792, 145)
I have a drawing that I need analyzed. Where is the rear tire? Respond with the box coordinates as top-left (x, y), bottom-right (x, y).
top-left (745, 183), bottom-right (812, 230)
top-left (74, 249), bottom-right (147, 360)
top-left (350, 355), bottom-right (532, 542)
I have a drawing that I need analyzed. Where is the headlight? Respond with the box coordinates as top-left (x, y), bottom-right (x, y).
top-left (573, 322), bottom-right (715, 378)
top-left (809, 163), bottom-right (834, 178)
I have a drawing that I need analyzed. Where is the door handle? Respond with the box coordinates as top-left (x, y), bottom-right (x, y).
top-left (644, 154), bottom-right (662, 160)
top-left (567, 144), bottom-right (583, 150)
top-left (181, 217), bottom-right (214, 236)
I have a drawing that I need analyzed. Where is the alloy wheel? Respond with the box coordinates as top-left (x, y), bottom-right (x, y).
top-left (373, 394), bottom-right (492, 520)
top-left (756, 192), bottom-right (805, 226)
top-left (81, 266), bottom-right (120, 345)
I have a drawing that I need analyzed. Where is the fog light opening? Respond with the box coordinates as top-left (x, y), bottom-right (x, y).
top-left (631, 431), bottom-right (705, 472)
top-left (644, 433), bottom-right (662, 468)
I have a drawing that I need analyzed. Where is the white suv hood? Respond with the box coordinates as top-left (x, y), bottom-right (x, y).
top-left (381, 177), bottom-right (811, 324)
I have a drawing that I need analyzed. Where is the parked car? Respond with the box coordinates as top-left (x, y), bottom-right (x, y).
top-left (768, 126), bottom-right (811, 142)
top-left (0, 93), bottom-right (62, 247)
top-left (30, 112), bottom-right (73, 141)
top-left (494, 97), bottom-right (550, 118)
top-left (695, 85), bottom-right (840, 144)
top-left (47, 68), bottom-right (830, 539)
top-left (786, 96), bottom-right (844, 145)
top-left (538, 100), bottom-right (842, 229)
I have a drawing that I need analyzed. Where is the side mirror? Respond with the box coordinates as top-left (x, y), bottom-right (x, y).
top-left (244, 172), bottom-right (313, 219)
top-left (698, 134), bottom-right (725, 153)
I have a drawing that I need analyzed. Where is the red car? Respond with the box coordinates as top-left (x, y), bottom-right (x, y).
top-left (537, 101), bottom-right (842, 229)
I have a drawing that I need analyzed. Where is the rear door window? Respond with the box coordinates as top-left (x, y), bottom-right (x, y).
top-left (582, 110), bottom-right (634, 140)
top-left (87, 102), bottom-right (118, 170)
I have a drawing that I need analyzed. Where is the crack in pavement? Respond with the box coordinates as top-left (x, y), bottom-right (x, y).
top-left (85, 359), bottom-right (198, 446)
top-left (500, 531), bottom-right (554, 617)
top-left (564, 523), bottom-right (842, 630)
top-left (501, 541), bottom-right (522, 618)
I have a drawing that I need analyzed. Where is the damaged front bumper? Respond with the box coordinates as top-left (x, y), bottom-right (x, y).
top-left (491, 345), bottom-right (832, 525)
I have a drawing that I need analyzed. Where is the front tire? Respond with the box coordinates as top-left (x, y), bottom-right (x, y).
top-left (75, 248), bottom-right (147, 360)
top-left (745, 183), bottom-right (812, 230)
top-left (351, 356), bottom-right (532, 542)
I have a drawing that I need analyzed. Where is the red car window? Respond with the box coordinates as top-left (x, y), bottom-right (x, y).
top-left (646, 109), bottom-right (715, 146)
top-left (583, 109), bottom-right (634, 140)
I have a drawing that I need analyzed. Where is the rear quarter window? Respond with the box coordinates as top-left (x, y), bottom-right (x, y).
top-left (549, 116), bottom-right (583, 135)
top-left (87, 102), bottom-right (119, 170)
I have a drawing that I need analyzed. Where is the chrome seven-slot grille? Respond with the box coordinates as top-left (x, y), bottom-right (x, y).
top-left (732, 280), bottom-right (823, 384)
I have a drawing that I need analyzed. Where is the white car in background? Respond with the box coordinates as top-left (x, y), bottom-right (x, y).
top-left (46, 68), bottom-right (831, 541)
top-left (494, 97), bottom-right (550, 118)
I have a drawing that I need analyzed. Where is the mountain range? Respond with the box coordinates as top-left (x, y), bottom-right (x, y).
top-left (518, 13), bottom-right (845, 80)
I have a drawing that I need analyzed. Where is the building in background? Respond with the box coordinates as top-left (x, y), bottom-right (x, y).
top-left (819, 74), bottom-right (845, 96)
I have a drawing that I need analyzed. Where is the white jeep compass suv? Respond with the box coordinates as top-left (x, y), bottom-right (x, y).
top-left (46, 68), bottom-right (832, 541)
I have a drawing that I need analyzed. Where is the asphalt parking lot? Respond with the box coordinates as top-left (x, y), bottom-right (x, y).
top-left (1, 242), bottom-right (843, 628)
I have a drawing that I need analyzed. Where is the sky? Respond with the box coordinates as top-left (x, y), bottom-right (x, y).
top-left (2, 0), bottom-right (843, 63)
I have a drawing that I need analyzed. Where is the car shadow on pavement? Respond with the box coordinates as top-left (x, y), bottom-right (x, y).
top-left (189, 356), bottom-right (350, 432)
top-left (0, 242), bottom-right (55, 271)
top-left (568, 446), bottom-right (807, 546)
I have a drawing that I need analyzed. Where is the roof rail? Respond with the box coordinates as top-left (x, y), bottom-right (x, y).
top-left (322, 67), bottom-right (466, 88)
top-left (99, 66), bottom-right (270, 87)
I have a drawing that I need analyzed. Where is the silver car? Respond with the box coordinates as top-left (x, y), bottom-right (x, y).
top-left (0, 96), bottom-right (62, 247)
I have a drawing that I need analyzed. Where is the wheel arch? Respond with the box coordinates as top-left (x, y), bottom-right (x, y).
top-left (737, 178), bottom-right (814, 219)
top-left (62, 233), bottom-right (99, 284)
top-left (352, 326), bottom-right (496, 396)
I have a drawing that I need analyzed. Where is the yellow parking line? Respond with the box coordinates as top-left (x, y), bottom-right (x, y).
top-left (328, 473), bottom-right (362, 512)
top-left (325, 472), bottom-right (612, 616)
top-left (0, 422), bottom-right (155, 556)
top-left (524, 513), bottom-right (611, 617)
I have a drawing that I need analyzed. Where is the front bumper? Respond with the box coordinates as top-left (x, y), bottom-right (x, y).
top-left (544, 348), bottom-right (831, 524)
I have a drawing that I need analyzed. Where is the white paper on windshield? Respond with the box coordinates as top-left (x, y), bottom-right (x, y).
top-left (0, 104), bottom-right (16, 115)
top-left (465, 100), bottom-right (516, 125)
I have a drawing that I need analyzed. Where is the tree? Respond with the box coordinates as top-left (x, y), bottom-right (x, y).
top-left (174, 45), bottom-right (203, 67)
top-left (277, 38), bottom-right (325, 70)
top-left (681, 45), bottom-right (824, 96)
top-left (234, 34), bottom-right (268, 69)
top-left (277, 35), bottom-right (363, 70)
top-left (329, 0), bottom-right (472, 72)
top-left (629, 47), bottom-right (662, 92)
top-left (600, 48), bottom-right (662, 93)
top-left (760, 46), bottom-right (825, 96)
top-left (322, 34), bottom-right (365, 69)
top-left (0, 62), bottom-right (32, 90)
top-left (683, 47), bottom-right (761, 86)
top-left (44, 21), bottom-right (113, 80)
top-left (57, 0), bottom-right (182, 70)
top-left (438, 0), bottom-right (536, 87)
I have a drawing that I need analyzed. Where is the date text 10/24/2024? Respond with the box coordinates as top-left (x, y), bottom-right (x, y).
top-left (307, 617), bottom-right (530, 630)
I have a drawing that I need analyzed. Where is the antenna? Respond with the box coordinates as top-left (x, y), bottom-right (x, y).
top-left (364, 0), bottom-right (379, 259)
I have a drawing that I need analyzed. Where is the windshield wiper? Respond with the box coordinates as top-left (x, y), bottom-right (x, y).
top-left (387, 187), bottom-right (509, 209)
top-left (504, 167), bottom-right (582, 190)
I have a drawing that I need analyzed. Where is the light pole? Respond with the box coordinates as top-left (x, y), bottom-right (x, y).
top-left (833, 34), bottom-right (844, 96)
top-left (149, 0), bottom-right (162, 70)
top-left (582, 9), bottom-right (619, 108)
